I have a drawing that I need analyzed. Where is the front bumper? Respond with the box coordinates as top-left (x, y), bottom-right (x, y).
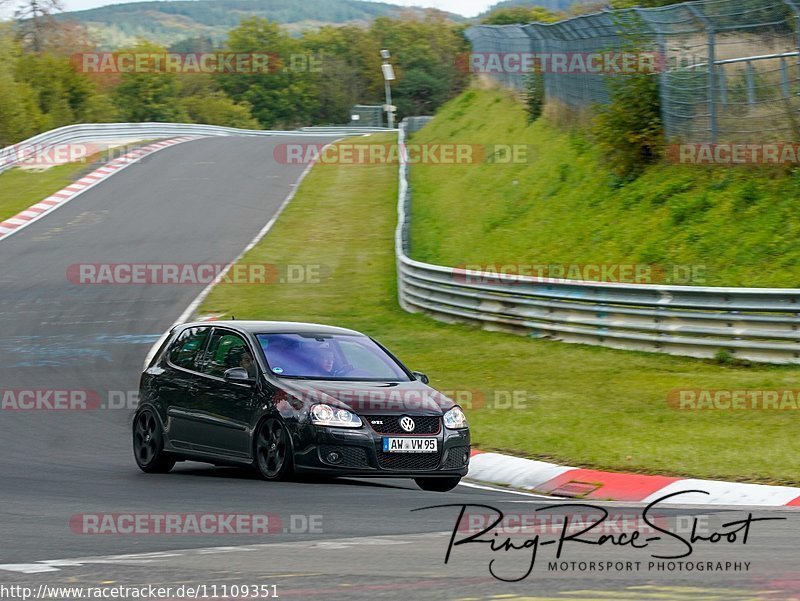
top-left (293, 420), bottom-right (471, 477)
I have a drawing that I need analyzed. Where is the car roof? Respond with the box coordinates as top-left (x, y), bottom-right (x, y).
top-left (179, 320), bottom-right (365, 337)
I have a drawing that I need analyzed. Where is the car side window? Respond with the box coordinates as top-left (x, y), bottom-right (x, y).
top-left (201, 330), bottom-right (255, 379)
top-left (168, 327), bottom-right (210, 371)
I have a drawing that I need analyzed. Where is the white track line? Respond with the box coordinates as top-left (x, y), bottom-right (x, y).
top-left (0, 533), bottom-right (449, 574)
top-left (458, 480), bottom-right (565, 499)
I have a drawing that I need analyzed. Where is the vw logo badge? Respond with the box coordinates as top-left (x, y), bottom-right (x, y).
top-left (399, 416), bottom-right (416, 432)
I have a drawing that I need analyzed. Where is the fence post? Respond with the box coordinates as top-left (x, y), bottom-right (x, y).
top-left (781, 57), bottom-right (790, 99)
top-left (705, 29), bottom-right (718, 143)
top-left (783, 1), bottom-right (800, 118)
top-left (746, 61), bottom-right (756, 109)
top-left (656, 33), bottom-right (672, 138)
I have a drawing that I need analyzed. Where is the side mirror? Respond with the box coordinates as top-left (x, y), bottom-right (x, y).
top-left (412, 371), bottom-right (429, 384)
top-left (224, 367), bottom-right (254, 385)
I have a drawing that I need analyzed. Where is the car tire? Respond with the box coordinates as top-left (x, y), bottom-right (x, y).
top-left (133, 409), bottom-right (176, 474)
top-left (254, 417), bottom-right (294, 481)
top-left (415, 476), bottom-right (461, 492)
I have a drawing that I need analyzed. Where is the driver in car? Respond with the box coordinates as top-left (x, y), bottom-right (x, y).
top-left (240, 351), bottom-right (256, 378)
top-left (316, 348), bottom-right (336, 377)
top-left (227, 346), bottom-right (257, 378)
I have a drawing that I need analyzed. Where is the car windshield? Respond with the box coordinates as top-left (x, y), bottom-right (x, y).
top-left (256, 333), bottom-right (411, 381)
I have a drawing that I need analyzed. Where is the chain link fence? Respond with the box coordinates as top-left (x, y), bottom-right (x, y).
top-left (465, 0), bottom-right (800, 143)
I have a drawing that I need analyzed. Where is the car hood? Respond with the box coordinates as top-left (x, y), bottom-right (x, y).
top-left (278, 379), bottom-right (455, 415)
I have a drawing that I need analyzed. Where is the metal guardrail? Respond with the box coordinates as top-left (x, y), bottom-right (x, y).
top-left (0, 122), bottom-right (392, 174)
top-left (395, 120), bottom-right (800, 364)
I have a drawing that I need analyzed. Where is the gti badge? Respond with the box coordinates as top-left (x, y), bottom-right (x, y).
top-left (399, 416), bottom-right (416, 432)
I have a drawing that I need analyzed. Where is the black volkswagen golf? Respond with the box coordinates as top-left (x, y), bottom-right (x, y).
top-left (133, 321), bottom-right (471, 491)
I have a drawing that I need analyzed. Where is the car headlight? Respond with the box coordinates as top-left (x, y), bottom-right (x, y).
top-left (310, 404), bottom-right (362, 428)
top-left (443, 406), bottom-right (468, 429)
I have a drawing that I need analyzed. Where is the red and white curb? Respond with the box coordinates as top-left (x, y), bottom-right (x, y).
top-left (467, 450), bottom-right (800, 507)
top-left (0, 137), bottom-right (201, 242)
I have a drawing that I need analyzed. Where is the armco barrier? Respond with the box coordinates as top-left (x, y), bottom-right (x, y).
top-left (396, 120), bottom-right (800, 364)
top-left (0, 122), bottom-right (391, 175)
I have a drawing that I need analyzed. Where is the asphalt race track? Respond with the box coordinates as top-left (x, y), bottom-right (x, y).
top-left (0, 137), bottom-right (798, 600)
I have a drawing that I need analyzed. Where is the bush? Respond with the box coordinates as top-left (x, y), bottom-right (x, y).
top-left (524, 70), bottom-right (544, 123)
top-left (593, 71), bottom-right (664, 180)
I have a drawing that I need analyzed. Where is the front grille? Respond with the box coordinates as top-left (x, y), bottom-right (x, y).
top-left (377, 451), bottom-right (441, 471)
top-left (365, 415), bottom-right (440, 434)
top-left (443, 446), bottom-right (471, 469)
top-left (319, 445), bottom-right (371, 469)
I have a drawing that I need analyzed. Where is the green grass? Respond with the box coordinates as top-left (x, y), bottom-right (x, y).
top-left (409, 88), bottom-right (800, 288)
top-left (201, 133), bottom-right (800, 485)
top-left (0, 162), bottom-right (98, 222)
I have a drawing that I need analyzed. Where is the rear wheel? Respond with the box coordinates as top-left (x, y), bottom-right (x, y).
top-left (133, 409), bottom-right (175, 473)
top-left (254, 418), bottom-right (294, 481)
top-left (415, 476), bottom-right (461, 492)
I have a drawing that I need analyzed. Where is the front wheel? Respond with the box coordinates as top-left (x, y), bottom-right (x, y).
top-left (415, 476), bottom-right (461, 492)
top-left (254, 418), bottom-right (294, 481)
top-left (133, 409), bottom-right (175, 473)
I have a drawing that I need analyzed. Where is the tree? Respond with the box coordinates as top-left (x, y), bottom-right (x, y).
top-left (610, 0), bottom-right (685, 7)
top-left (168, 36), bottom-right (215, 53)
top-left (112, 42), bottom-right (188, 122)
top-left (0, 25), bottom-right (45, 144)
top-left (368, 14), bottom-right (470, 120)
top-left (301, 25), bottom-right (372, 124)
top-left (39, 19), bottom-right (95, 55)
top-left (180, 93), bottom-right (259, 128)
top-left (221, 17), bottom-right (318, 128)
top-left (16, 51), bottom-right (100, 127)
top-left (0, 10), bottom-right (477, 137)
top-left (395, 68), bottom-right (449, 116)
top-left (481, 6), bottom-right (563, 24)
top-left (1, 0), bottom-right (63, 51)
top-left (177, 75), bottom-right (259, 127)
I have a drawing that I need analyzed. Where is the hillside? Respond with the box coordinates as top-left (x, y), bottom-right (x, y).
top-left (479, 0), bottom-right (587, 16)
top-left (409, 88), bottom-right (800, 288)
top-left (57, 0), bottom-right (463, 49)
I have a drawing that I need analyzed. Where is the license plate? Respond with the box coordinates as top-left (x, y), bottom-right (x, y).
top-left (382, 437), bottom-right (438, 453)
